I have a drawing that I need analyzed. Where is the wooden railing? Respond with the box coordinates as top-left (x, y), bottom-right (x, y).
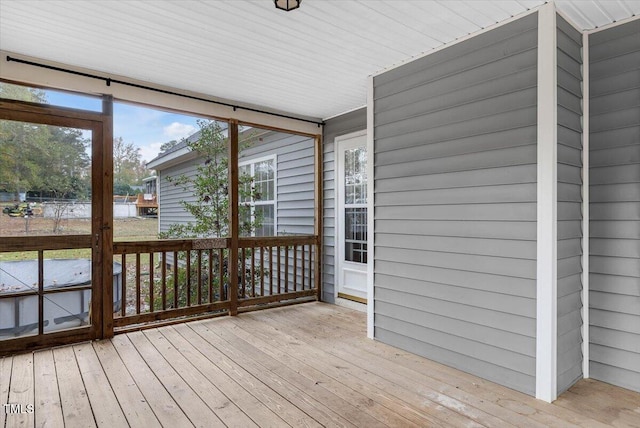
top-left (237, 236), bottom-right (318, 308)
top-left (113, 235), bottom-right (319, 331)
top-left (0, 235), bottom-right (98, 355)
top-left (0, 234), bottom-right (319, 351)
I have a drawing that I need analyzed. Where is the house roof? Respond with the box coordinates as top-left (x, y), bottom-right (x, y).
top-left (146, 124), bottom-right (272, 170)
top-left (1, 1), bottom-right (638, 120)
top-left (146, 130), bottom-right (201, 170)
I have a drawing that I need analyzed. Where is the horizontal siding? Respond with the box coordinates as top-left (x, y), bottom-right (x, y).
top-left (322, 108), bottom-right (367, 303)
top-left (372, 13), bottom-right (538, 396)
top-left (158, 162), bottom-right (200, 233)
top-left (589, 18), bottom-right (640, 394)
top-left (556, 15), bottom-right (583, 395)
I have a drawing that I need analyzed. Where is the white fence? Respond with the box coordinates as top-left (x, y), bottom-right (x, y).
top-left (42, 202), bottom-right (138, 218)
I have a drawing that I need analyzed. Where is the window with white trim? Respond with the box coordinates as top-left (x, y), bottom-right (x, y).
top-left (239, 155), bottom-right (276, 236)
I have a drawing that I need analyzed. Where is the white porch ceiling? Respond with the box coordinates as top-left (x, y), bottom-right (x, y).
top-left (0, 1), bottom-right (638, 120)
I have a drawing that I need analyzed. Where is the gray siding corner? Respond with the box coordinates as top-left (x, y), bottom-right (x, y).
top-left (556, 14), bottom-right (584, 395)
top-left (373, 13), bottom-right (538, 395)
top-left (589, 18), bottom-right (640, 393)
top-left (322, 108), bottom-right (367, 303)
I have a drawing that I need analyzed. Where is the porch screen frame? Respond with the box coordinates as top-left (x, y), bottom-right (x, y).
top-left (0, 95), bottom-right (113, 354)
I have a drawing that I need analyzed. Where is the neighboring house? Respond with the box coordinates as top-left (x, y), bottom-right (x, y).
top-left (135, 175), bottom-right (158, 217)
top-left (147, 127), bottom-right (316, 238)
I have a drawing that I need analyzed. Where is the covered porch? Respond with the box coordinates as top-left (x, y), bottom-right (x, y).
top-left (1, 0), bottom-right (639, 413)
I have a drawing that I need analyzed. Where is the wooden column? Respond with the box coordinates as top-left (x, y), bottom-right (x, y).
top-left (228, 120), bottom-right (239, 315)
top-left (101, 95), bottom-right (114, 338)
top-left (314, 134), bottom-right (323, 301)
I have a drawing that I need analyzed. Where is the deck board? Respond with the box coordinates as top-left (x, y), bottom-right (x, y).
top-left (72, 343), bottom-right (128, 427)
top-left (141, 328), bottom-right (261, 428)
top-left (110, 334), bottom-right (192, 427)
top-left (1, 302), bottom-right (639, 428)
top-left (158, 325), bottom-right (299, 428)
top-left (0, 355), bottom-right (12, 428)
top-left (8, 353), bottom-right (34, 427)
top-left (91, 339), bottom-right (160, 428)
top-left (33, 350), bottom-right (64, 428)
top-left (52, 346), bottom-right (96, 428)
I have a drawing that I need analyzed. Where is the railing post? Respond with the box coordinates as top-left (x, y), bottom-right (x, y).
top-left (228, 120), bottom-right (239, 316)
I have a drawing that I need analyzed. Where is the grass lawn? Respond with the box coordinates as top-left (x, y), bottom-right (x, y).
top-left (0, 216), bottom-right (159, 261)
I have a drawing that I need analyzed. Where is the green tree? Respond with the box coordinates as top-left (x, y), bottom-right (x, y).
top-left (159, 139), bottom-right (179, 153)
top-left (0, 83), bottom-right (91, 201)
top-left (43, 126), bottom-right (91, 199)
top-left (0, 82), bottom-right (46, 103)
top-left (160, 120), bottom-right (259, 239)
top-left (157, 120), bottom-right (262, 307)
top-left (0, 83), bottom-right (49, 199)
top-left (113, 137), bottom-right (145, 189)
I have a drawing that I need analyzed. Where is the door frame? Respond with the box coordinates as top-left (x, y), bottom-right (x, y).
top-left (0, 98), bottom-right (112, 354)
top-left (334, 130), bottom-right (370, 305)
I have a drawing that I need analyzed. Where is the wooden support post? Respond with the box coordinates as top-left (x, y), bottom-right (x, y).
top-left (314, 134), bottom-right (323, 301)
top-left (228, 120), bottom-right (239, 316)
top-left (100, 95), bottom-right (114, 338)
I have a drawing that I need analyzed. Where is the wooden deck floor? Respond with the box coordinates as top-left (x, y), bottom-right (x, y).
top-left (1, 302), bottom-right (639, 427)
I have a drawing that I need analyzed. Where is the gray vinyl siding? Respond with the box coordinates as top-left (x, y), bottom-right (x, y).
top-left (322, 108), bottom-right (367, 303)
top-left (158, 159), bottom-right (199, 233)
top-left (588, 19), bottom-right (640, 393)
top-left (373, 14), bottom-right (538, 395)
top-left (556, 15), bottom-right (583, 395)
top-left (158, 131), bottom-right (315, 236)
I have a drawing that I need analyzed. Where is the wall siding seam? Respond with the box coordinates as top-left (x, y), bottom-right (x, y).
top-left (375, 83), bottom-right (538, 121)
top-left (376, 142), bottom-right (538, 166)
top-left (375, 116), bottom-right (537, 149)
top-left (376, 297), bottom-right (536, 327)
top-left (374, 39), bottom-right (538, 96)
top-left (375, 323), bottom-right (536, 376)
top-left (375, 115), bottom-right (540, 147)
top-left (375, 99), bottom-right (537, 137)
top-left (375, 162), bottom-right (538, 180)
top-left (377, 268), bottom-right (535, 298)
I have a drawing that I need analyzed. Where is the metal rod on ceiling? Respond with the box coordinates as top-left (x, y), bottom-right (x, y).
top-left (5, 55), bottom-right (323, 127)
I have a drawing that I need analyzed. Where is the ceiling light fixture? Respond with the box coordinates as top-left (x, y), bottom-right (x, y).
top-left (274, 0), bottom-right (301, 12)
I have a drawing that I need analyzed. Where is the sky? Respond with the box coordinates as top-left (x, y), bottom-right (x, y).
top-left (45, 90), bottom-right (200, 163)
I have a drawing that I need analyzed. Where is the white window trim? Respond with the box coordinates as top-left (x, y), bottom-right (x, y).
top-left (239, 154), bottom-right (277, 236)
top-left (334, 129), bottom-right (370, 314)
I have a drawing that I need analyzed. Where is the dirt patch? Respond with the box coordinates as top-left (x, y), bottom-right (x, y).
top-left (0, 212), bottom-right (158, 239)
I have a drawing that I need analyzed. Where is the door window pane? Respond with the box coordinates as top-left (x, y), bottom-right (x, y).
top-left (344, 147), bottom-right (367, 204)
top-left (345, 207), bottom-right (367, 263)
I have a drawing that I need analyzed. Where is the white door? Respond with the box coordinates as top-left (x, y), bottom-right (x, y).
top-left (336, 132), bottom-right (369, 303)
